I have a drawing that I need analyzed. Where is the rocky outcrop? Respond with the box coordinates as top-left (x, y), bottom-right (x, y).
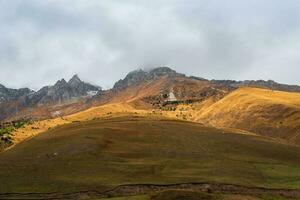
top-left (113, 67), bottom-right (184, 91)
top-left (0, 75), bottom-right (102, 121)
top-left (26, 75), bottom-right (101, 105)
top-left (212, 79), bottom-right (300, 93)
top-left (0, 84), bottom-right (32, 104)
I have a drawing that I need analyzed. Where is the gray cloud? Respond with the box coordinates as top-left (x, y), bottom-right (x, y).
top-left (0, 0), bottom-right (300, 90)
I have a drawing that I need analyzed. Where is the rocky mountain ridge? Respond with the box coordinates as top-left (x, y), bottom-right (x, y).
top-left (212, 79), bottom-right (300, 93)
top-left (113, 67), bottom-right (183, 91)
top-left (0, 85), bottom-right (33, 104)
top-left (1, 67), bottom-right (300, 121)
top-left (0, 75), bottom-right (101, 121)
top-left (28, 75), bottom-right (101, 105)
top-left (114, 67), bottom-right (300, 93)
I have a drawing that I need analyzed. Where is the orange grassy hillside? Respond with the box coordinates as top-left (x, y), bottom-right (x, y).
top-left (196, 87), bottom-right (300, 144)
top-left (9, 103), bottom-right (150, 149)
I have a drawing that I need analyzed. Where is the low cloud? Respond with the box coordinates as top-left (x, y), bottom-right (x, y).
top-left (0, 0), bottom-right (300, 89)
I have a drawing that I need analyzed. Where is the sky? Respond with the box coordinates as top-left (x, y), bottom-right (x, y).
top-left (0, 0), bottom-right (300, 90)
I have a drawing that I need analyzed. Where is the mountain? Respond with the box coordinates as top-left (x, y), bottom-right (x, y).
top-left (212, 79), bottom-right (300, 93)
top-left (96, 67), bottom-right (300, 145)
top-left (0, 75), bottom-right (101, 121)
top-left (28, 75), bottom-right (101, 105)
top-left (0, 67), bottom-right (300, 134)
top-left (113, 67), bottom-right (181, 91)
top-left (110, 67), bottom-right (229, 105)
top-left (0, 84), bottom-right (33, 104)
top-left (111, 67), bottom-right (300, 107)
top-left (2, 67), bottom-right (300, 199)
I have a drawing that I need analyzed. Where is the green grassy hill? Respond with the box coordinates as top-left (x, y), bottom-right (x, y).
top-left (1, 116), bottom-right (300, 198)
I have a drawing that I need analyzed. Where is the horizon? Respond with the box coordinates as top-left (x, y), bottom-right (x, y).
top-left (1, 66), bottom-right (299, 91)
top-left (1, 1), bottom-right (300, 89)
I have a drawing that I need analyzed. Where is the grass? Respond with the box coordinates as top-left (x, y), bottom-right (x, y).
top-left (194, 87), bottom-right (300, 144)
top-left (100, 195), bottom-right (150, 200)
top-left (98, 190), bottom-right (294, 200)
top-left (0, 126), bottom-right (14, 142)
top-left (145, 87), bottom-right (300, 146)
top-left (9, 103), bottom-right (149, 148)
top-left (0, 120), bottom-right (29, 148)
top-left (1, 116), bottom-right (300, 195)
top-left (9, 87), bottom-right (300, 150)
top-left (150, 190), bottom-right (222, 200)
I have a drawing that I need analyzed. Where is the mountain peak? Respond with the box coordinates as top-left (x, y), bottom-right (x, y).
top-left (148, 67), bottom-right (179, 77)
top-left (55, 79), bottom-right (67, 86)
top-left (69, 74), bottom-right (82, 84)
top-left (113, 66), bottom-right (183, 91)
top-left (149, 66), bottom-right (175, 73)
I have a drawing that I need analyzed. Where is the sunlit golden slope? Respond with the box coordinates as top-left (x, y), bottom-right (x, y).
top-left (10, 103), bottom-right (150, 149)
top-left (8, 87), bottom-right (300, 150)
top-left (196, 87), bottom-right (300, 144)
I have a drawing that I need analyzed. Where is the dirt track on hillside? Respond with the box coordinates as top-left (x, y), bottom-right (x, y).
top-left (1, 182), bottom-right (300, 200)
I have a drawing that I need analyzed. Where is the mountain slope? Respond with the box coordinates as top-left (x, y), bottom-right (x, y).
top-left (1, 116), bottom-right (300, 197)
top-left (1, 67), bottom-right (300, 122)
top-left (0, 84), bottom-right (32, 104)
top-left (1, 67), bottom-right (300, 146)
top-left (107, 67), bottom-right (230, 108)
top-left (196, 87), bottom-right (300, 144)
top-left (28, 74), bottom-right (101, 105)
top-left (212, 79), bottom-right (300, 93)
top-left (108, 67), bottom-right (300, 111)
top-left (0, 75), bottom-right (101, 121)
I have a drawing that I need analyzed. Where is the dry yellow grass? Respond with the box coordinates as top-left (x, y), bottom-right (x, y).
top-left (9, 87), bottom-right (300, 150)
top-left (10, 103), bottom-right (150, 150)
top-left (195, 87), bottom-right (300, 144)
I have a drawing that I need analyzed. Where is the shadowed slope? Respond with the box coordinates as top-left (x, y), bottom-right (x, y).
top-left (1, 116), bottom-right (300, 195)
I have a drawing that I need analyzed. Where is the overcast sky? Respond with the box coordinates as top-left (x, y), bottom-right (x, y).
top-left (0, 0), bottom-right (300, 90)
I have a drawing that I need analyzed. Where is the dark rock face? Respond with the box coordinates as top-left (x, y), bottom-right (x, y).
top-left (0, 84), bottom-right (32, 104)
top-left (113, 70), bottom-right (147, 91)
top-left (212, 79), bottom-right (300, 93)
top-left (0, 75), bottom-right (102, 121)
top-left (68, 75), bottom-right (99, 95)
top-left (28, 75), bottom-right (101, 105)
top-left (113, 67), bottom-right (183, 91)
top-left (147, 67), bottom-right (179, 78)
